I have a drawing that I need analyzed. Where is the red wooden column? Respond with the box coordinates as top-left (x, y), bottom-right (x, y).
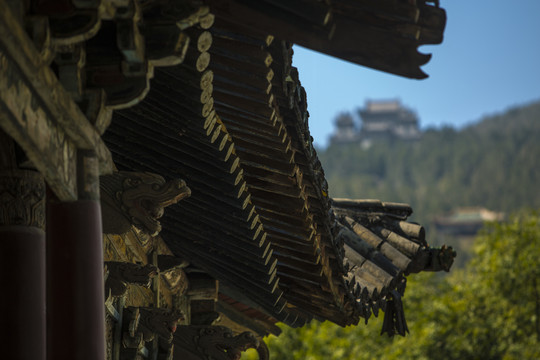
top-left (0, 169), bottom-right (46, 360)
top-left (46, 150), bottom-right (105, 360)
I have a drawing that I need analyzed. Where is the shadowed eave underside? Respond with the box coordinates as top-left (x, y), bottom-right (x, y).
top-left (203, 0), bottom-right (447, 79)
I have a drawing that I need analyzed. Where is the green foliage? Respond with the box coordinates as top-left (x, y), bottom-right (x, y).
top-left (258, 211), bottom-right (540, 359)
top-left (319, 101), bottom-right (540, 230)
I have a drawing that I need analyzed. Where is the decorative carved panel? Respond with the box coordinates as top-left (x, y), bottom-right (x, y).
top-left (0, 169), bottom-right (45, 229)
top-left (0, 3), bottom-right (113, 201)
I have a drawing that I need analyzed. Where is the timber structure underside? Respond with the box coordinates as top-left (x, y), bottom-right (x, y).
top-left (0, 1), bottom-right (453, 359)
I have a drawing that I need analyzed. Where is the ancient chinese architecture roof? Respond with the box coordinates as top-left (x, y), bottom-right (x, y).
top-left (1, 1), bottom-right (452, 357)
top-left (102, 1), bottom-right (453, 336)
top-left (204, 0), bottom-right (447, 79)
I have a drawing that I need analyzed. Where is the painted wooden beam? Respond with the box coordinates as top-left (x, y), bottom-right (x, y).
top-left (0, 0), bottom-right (113, 201)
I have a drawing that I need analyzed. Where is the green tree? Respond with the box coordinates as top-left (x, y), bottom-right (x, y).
top-left (416, 211), bottom-right (540, 359)
top-left (251, 211), bottom-right (540, 360)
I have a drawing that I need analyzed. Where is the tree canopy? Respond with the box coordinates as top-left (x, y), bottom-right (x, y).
top-left (244, 211), bottom-right (540, 359)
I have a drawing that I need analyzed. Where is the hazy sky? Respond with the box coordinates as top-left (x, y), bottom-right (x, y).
top-left (292, 0), bottom-right (540, 148)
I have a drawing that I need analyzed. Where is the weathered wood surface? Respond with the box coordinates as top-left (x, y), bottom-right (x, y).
top-left (105, 27), bottom-right (291, 324)
top-left (273, 60), bottom-right (344, 312)
top-left (334, 0), bottom-right (421, 24)
top-left (100, 171), bottom-right (190, 236)
top-left (333, 198), bottom-right (413, 218)
top-left (186, 272), bottom-right (218, 301)
top-left (181, 251), bottom-right (282, 308)
top-left (216, 298), bottom-right (280, 337)
top-left (376, 227), bottom-right (421, 258)
top-left (338, 224), bottom-right (398, 275)
top-left (2, 0), bottom-right (453, 337)
top-left (0, 1), bottom-right (113, 200)
top-left (344, 215), bottom-right (412, 271)
top-left (105, 261), bottom-right (158, 297)
top-left (210, 28), bottom-right (342, 323)
top-left (331, 192), bottom-right (456, 332)
top-left (205, 0), bottom-right (446, 78)
top-left (102, 225), bottom-right (191, 359)
top-left (104, 3), bottom-right (453, 332)
top-left (173, 326), bottom-right (263, 360)
top-left (206, 0), bottom-right (334, 45)
top-left (389, 220), bottom-right (427, 245)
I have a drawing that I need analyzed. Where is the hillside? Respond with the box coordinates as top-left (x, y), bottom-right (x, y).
top-left (318, 100), bottom-right (540, 235)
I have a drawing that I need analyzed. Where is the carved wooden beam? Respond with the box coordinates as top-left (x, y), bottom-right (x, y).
top-left (31, 0), bottom-right (102, 46)
top-left (100, 171), bottom-right (191, 236)
top-left (173, 325), bottom-right (264, 360)
top-left (105, 261), bottom-right (158, 297)
top-left (256, 341), bottom-right (269, 360)
top-left (0, 169), bottom-right (46, 229)
top-left (157, 255), bottom-right (190, 272)
top-left (121, 307), bottom-right (146, 359)
top-left (69, 0), bottom-right (208, 109)
top-left (1, 1), bottom-right (213, 201)
top-left (136, 307), bottom-right (184, 342)
top-left (120, 307), bottom-right (184, 360)
top-left (0, 1), bottom-right (113, 201)
top-left (406, 245), bottom-right (456, 274)
top-left (185, 271), bottom-right (220, 326)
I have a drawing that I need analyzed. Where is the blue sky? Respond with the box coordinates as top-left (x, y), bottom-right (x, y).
top-left (292, 0), bottom-right (540, 148)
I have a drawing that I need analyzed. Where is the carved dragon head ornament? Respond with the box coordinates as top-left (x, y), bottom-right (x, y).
top-left (100, 171), bottom-right (191, 236)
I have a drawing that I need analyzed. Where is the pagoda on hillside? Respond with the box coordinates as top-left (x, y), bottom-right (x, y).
top-left (330, 100), bottom-right (421, 146)
top-left (329, 113), bottom-right (361, 144)
top-left (359, 100), bottom-right (421, 144)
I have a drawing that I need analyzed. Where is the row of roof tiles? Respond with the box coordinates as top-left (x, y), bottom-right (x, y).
top-left (103, 7), bottom-right (454, 336)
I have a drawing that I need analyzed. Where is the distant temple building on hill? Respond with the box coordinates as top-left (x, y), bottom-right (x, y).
top-left (329, 112), bottom-right (361, 144)
top-left (360, 100), bottom-right (421, 142)
top-left (330, 100), bottom-right (421, 146)
top-left (434, 207), bottom-right (505, 236)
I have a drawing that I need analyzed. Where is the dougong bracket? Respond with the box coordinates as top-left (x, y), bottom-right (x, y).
top-left (105, 261), bottom-right (158, 297)
top-left (173, 325), bottom-right (266, 360)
